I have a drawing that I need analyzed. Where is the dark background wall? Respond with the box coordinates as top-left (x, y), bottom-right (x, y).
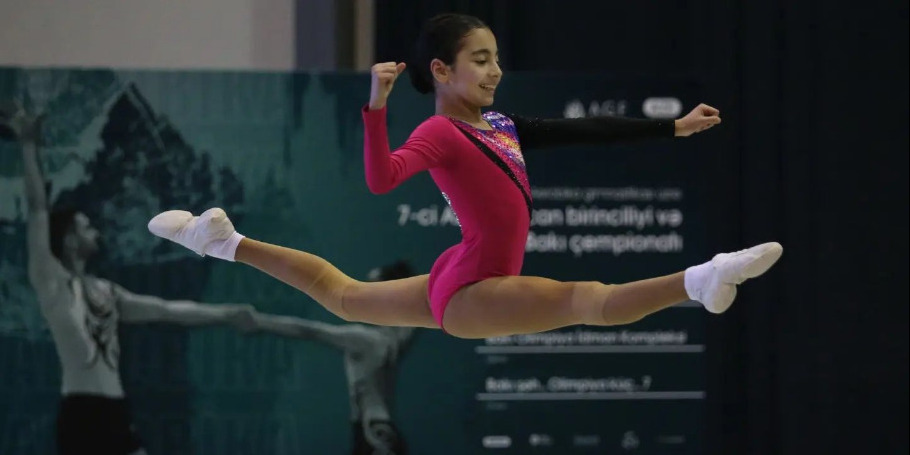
top-left (378, 2), bottom-right (909, 453)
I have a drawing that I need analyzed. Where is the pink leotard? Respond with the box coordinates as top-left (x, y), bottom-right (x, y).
top-left (362, 106), bottom-right (673, 328)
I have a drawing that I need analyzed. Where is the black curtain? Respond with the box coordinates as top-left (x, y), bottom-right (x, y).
top-left (375, 1), bottom-right (909, 453)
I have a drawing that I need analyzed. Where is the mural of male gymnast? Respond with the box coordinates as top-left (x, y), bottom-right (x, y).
top-left (2, 107), bottom-right (258, 455)
top-left (254, 260), bottom-right (417, 455)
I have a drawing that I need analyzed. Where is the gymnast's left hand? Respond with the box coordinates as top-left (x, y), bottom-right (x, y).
top-left (674, 103), bottom-right (721, 137)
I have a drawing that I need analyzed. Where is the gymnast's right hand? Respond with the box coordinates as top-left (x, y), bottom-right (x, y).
top-left (369, 62), bottom-right (407, 110)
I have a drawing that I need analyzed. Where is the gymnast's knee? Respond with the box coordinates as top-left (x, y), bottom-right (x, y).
top-left (572, 281), bottom-right (632, 325)
top-left (335, 279), bottom-right (373, 323)
top-left (309, 271), bottom-right (359, 322)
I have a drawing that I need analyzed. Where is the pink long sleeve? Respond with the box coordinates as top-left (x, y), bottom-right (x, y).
top-left (362, 106), bottom-right (449, 194)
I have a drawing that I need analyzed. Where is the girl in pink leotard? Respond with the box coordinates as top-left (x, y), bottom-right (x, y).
top-left (148, 13), bottom-right (783, 338)
top-left (362, 110), bottom-right (537, 328)
top-left (362, 104), bottom-right (675, 329)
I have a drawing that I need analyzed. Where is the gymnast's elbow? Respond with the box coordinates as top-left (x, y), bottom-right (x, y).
top-left (366, 179), bottom-right (394, 195)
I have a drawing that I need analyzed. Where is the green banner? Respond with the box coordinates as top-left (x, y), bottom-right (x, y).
top-left (1, 68), bottom-right (707, 454)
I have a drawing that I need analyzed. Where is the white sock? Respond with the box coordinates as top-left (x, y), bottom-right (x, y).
top-left (204, 232), bottom-right (245, 262)
top-left (684, 261), bottom-right (713, 302)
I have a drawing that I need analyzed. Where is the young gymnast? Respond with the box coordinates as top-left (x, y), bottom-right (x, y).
top-left (148, 13), bottom-right (782, 339)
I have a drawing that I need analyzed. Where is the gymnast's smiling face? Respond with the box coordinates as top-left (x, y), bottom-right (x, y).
top-left (431, 27), bottom-right (503, 109)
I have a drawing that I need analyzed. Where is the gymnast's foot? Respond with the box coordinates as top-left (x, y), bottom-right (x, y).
top-left (685, 242), bottom-right (784, 313)
top-left (148, 208), bottom-right (244, 261)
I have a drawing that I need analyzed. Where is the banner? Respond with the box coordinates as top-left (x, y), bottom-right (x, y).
top-left (0, 68), bottom-right (707, 454)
